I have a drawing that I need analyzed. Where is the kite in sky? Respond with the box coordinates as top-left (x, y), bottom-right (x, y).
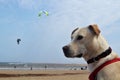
top-left (17, 38), bottom-right (21, 45)
top-left (38, 11), bottom-right (49, 17)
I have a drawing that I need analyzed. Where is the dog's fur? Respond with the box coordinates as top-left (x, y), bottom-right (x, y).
top-left (62, 24), bottom-right (120, 80)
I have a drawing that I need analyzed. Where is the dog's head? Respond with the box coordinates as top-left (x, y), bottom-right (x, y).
top-left (62, 24), bottom-right (101, 58)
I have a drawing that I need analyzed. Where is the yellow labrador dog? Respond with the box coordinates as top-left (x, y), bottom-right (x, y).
top-left (62, 24), bottom-right (120, 80)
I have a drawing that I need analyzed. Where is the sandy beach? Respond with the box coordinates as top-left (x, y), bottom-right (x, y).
top-left (0, 70), bottom-right (89, 80)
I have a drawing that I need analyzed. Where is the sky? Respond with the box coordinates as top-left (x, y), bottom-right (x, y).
top-left (0, 0), bottom-right (120, 64)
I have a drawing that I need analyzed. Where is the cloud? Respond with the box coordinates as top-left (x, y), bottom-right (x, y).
top-left (0, 0), bottom-right (42, 10)
top-left (17, 0), bottom-right (43, 10)
top-left (1, 0), bottom-right (120, 27)
top-left (55, 0), bottom-right (120, 26)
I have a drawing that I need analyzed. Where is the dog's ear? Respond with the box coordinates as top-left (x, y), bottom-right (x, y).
top-left (71, 28), bottom-right (79, 35)
top-left (88, 24), bottom-right (100, 35)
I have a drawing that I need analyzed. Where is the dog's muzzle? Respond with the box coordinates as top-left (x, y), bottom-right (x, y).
top-left (62, 46), bottom-right (83, 58)
top-left (62, 46), bottom-right (70, 57)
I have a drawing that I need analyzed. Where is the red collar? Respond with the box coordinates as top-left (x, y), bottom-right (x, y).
top-left (89, 58), bottom-right (120, 80)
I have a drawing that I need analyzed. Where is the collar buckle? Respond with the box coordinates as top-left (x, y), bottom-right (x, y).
top-left (93, 58), bottom-right (98, 62)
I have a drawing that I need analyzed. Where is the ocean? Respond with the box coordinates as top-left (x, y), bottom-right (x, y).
top-left (0, 62), bottom-right (87, 70)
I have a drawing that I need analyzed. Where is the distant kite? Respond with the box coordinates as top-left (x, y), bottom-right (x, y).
top-left (17, 38), bottom-right (21, 45)
top-left (38, 11), bottom-right (49, 17)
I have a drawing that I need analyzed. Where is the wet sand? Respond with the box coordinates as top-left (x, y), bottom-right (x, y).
top-left (0, 70), bottom-right (89, 80)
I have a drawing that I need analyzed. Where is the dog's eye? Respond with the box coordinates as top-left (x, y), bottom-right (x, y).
top-left (77, 35), bottom-right (83, 40)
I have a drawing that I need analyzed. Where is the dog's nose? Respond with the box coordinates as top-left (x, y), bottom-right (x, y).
top-left (62, 46), bottom-right (69, 53)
